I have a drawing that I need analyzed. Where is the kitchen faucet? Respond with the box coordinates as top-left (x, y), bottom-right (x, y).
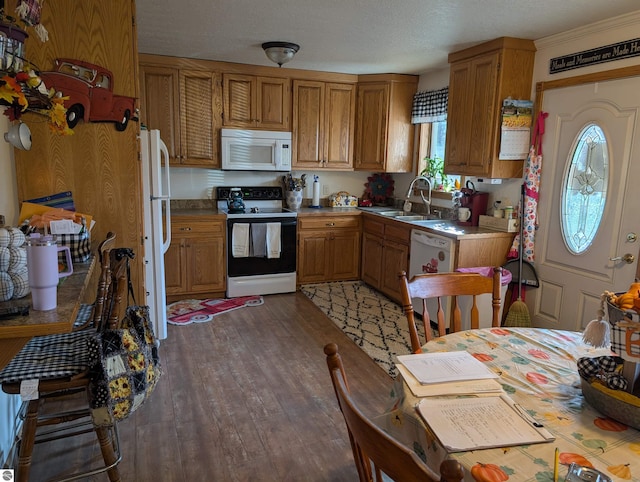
top-left (405, 176), bottom-right (432, 214)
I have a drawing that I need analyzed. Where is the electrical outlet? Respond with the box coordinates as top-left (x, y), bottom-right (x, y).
top-left (322, 185), bottom-right (330, 195)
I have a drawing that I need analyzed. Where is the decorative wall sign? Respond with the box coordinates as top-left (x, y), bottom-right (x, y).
top-left (550, 38), bottom-right (640, 74)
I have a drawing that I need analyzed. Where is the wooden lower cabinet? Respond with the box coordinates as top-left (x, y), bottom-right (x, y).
top-left (297, 215), bottom-right (361, 284)
top-left (165, 216), bottom-right (226, 301)
top-left (361, 216), bottom-right (411, 303)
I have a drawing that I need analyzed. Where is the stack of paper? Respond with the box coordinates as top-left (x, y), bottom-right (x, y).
top-left (397, 351), bottom-right (498, 384)
top-left (397, 364), bottom-right (503, 397)
top-left (416, 395), bottom-right (555, 452)
top-left (396, 351), bottom-right (555, 452)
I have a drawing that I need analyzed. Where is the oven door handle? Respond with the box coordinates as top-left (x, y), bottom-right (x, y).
top-left (279, 219), bottom-right (298, 227)
top-left (228, 219), bottom-right (298, 227)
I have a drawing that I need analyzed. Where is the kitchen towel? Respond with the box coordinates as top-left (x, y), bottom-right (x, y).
top-left (250, 223), bottom-right (267, 257)
top-left (232, 223), bottom-right (250, 258)
top-left (266, 223), bottom-right (281, 259)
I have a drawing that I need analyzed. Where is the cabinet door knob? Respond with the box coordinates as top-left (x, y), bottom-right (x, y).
top-left (180, 227), bottom-right (192, 231)
top-left (326, 222), bottom-right (335, 227)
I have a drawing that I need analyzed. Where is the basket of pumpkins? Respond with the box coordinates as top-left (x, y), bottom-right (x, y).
top-left (579, 282), bottom-right (640, 430)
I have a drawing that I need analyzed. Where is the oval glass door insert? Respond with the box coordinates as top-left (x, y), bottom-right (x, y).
top-left (561, 123), bottom-right (608, 254)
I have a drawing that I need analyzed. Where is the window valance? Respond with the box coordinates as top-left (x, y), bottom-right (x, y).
top-left (411, 87), bottom-right (448, 124)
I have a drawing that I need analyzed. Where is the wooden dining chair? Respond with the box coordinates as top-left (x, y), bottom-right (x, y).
top-left (399, 267), bottom-right (502, 353)
top-left (324, 343), bottom-right (465, 482)
top-left (72, 231), bottom-right (116, 330)
top-left (0, 240), bottom-right (132, 482)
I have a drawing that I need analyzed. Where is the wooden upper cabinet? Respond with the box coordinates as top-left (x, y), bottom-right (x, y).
top-left (223, 73), bottom-right (291, 130)
top-left (139, 65), bottom-right (181, 161)
top-left (444, 37), bottom-right (536, 179)
top-left (139, 63), bottom-right (222, 167)
top-left (292, 80), bottom-right (355, 170)
top-left (354, 74), bottom-right (418, 173)
top-left (180, 71), bottom-right (222, 167)
top-left (354, 83), bottom-right (388, 171)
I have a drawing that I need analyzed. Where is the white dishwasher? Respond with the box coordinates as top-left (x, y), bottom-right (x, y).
top-left (409, 229), bottom-right (455, 320)
top-left (409, 229), bottom-right (509, 331)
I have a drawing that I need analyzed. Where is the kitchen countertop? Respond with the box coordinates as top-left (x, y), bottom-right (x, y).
top-left (0, 255), bottom-right (97, 370)
top-left (296, 207), bottom-right (361, 216)
top-left (295, 205), bottom-right (514, 239)
top-left (169, 205), bottom-right (514, 240)
top-left (171, 208), bottom-right (226, 218)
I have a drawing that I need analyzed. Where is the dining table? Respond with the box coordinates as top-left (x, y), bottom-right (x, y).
top-left (377, 327), bottom-right (640, 482)
top-left (0, 255), bottom-right (96, 370)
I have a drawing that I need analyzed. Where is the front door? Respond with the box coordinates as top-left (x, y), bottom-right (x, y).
top-left (532, 76), bottom-right (640, 331)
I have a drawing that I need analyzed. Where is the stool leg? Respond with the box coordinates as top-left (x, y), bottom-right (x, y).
top-left (95, 425), bottom-right (121, 482)
top-left (16, 399), bottom-right (39, 482)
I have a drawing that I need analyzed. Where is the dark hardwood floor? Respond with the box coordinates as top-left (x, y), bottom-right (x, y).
top-left (27, 292), bottom-right (393, 481)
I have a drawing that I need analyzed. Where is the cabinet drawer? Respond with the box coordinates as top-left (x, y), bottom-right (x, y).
top-left (384, 222), bottom-right (410, 244)
top-left (299, 216), bottom-right (360, 230)
top-left (363, 218), bottom-right (385, 236)
top-left (171, 219), bottom-right (224, 236)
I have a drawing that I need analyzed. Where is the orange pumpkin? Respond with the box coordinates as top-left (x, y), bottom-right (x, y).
top-left (470, 462), bottom-right (509, 482)
top-left (528, 348), bottom-right (550, 359)
top-left (472, 352), bottom-right (494, 362)
top-left (526, 372), bottom-right (549, 385)
top-left (490, 328), bottom-right (510, 336)
top-left (594, 417), bottom-right (628, 432)
top-left (559, 452), bottom-right (594, 468)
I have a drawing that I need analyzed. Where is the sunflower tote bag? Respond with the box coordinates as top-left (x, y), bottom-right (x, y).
top-left (88, 305), bottom-right (162, 426)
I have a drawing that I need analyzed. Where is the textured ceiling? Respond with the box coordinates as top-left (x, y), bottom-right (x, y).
top-left (135, 0), bottom-right (640, 75)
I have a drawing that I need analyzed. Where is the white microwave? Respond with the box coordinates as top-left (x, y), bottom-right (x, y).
top-left (221, 128), bottom-right (292, 171)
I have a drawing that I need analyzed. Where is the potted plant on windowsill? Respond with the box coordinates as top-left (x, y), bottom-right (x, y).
top-left (420, 156), bottom-right (450, 192)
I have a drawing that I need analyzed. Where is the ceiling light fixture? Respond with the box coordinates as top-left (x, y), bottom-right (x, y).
top-left (261, 41), bottom-right (300, 67)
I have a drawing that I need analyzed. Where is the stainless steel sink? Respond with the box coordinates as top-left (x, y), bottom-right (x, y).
top-left (394, 214), bottom-right (443, 221)
top-left (362, 208), bottom-right (442, 221)
top-left (393, 215), bottom-right (428, 220)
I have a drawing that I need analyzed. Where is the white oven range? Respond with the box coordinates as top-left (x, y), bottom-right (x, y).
top-left (216, 186), bottom-right (297, 297)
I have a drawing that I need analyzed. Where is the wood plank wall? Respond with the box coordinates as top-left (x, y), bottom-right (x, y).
top-left (12, 0), bottom-right (143, 299)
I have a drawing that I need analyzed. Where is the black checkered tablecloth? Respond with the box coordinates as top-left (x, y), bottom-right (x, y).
top-left (0, 331), bottom-right (95, 384)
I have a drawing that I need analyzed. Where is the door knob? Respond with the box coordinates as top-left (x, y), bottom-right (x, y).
top-left (609, 253), bottom-right (636, 264)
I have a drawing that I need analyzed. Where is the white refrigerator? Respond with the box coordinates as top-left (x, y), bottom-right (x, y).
top-left (140, 128), bottom-right (171, 340)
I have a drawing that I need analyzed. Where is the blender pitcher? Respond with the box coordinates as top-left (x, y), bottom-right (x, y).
top-left (26, 234), bottom-right (73, 310)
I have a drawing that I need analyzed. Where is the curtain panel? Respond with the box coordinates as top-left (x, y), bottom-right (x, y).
top-left (411, 87), bottom-right (448, 124)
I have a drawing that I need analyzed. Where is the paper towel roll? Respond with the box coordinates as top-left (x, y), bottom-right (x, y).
top-left (312, 181), bottom-right (320, 207)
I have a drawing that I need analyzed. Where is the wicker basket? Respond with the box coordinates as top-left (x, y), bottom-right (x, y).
top-left (581, 375), bottom-right (640, 430)
top-left (581, 297), bottom-right (640, 428)
top-left (606, 296), bottom-right (640, 360)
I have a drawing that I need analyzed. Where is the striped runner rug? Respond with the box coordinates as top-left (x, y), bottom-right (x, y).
top-left (301, 281), bottom-right (425, 377)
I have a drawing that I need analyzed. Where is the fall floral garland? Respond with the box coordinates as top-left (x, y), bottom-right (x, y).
top-left (0, 69), bottom-right (72, 135)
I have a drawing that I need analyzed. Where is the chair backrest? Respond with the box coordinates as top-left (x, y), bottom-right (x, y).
top-left (73, 232), bottom-right (117, 332)
top-left (399, 268), bottom-right (502, 353)
top-left (94, 246), bottom-right (134, 332)
top-left (324, 343), bottom-right (464, 482)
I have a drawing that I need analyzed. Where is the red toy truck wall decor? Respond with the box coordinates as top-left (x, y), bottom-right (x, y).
top-left (39, 58), bottom-right (137, 131)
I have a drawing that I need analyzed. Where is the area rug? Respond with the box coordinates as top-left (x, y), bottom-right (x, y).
top-left (301, 281), bottom-right (424, 377)
top-left (166, 296), bottom-right (264, 325)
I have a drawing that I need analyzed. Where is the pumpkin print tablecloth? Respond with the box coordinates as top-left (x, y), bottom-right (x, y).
top-left (378, 328), bottom-right (640, 481)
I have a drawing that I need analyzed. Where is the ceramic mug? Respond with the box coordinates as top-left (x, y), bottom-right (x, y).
top-left (458, 207), bottom-right (471, 222)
